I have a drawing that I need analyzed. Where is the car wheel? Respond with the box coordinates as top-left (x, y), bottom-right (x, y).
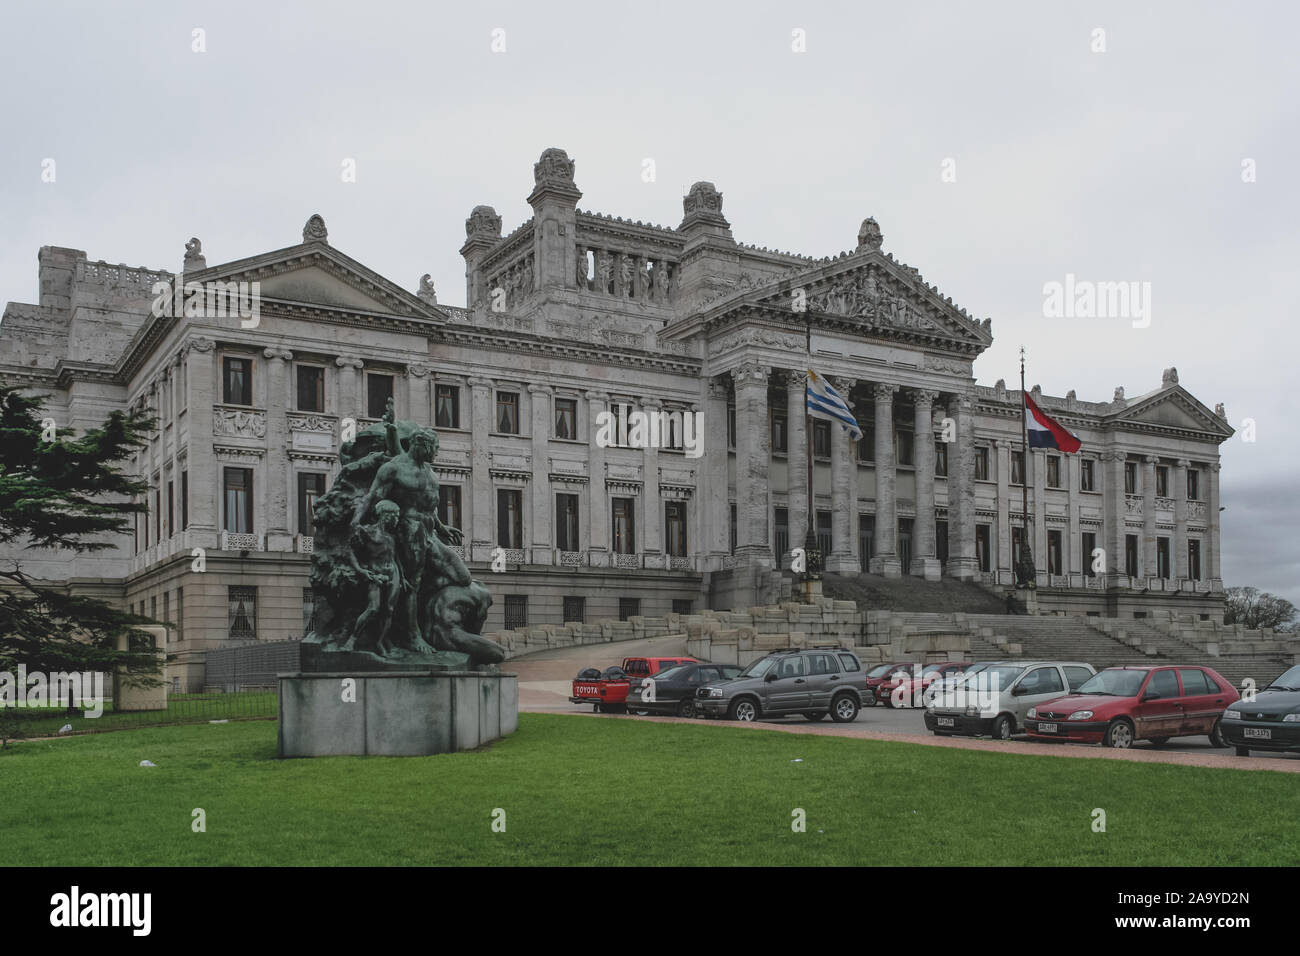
top-left (803, 711), bottom-right (827, 721)
top-left (593, 704), bottom-right (602, 714)
top-left (1148, 736), bottom-right (1170, 747)
top-left (1104, 719), bottom-right (1135, 749)
top-left (991, 714), bottom-right (1014, 740)
top-left (863, 690), bottom-right (878, 707)
top-left (1235, 746), bottom-right (1250, 757)
top-left (677, 699), bottom-right (696, 719)
top-left (831, 694), bottom-right (860, 723)
top-left (1209, 720), bottom-right (1228, 749)
top-left (729, 698), bottom-right (758, 722)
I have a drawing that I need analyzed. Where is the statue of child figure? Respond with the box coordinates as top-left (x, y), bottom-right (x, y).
top-left (341, 499), bottom-right (404, 656)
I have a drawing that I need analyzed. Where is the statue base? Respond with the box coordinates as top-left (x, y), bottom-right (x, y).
top-left (301, 641), bottom-right (482, 674)
top-left (277, 670), bottom-right (518, 757)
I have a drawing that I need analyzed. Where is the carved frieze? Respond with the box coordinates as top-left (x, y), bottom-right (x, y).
top-left (213, 407), bottom-right (266, 439)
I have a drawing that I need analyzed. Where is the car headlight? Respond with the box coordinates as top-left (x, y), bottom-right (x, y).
top-left (707, 687), bottom-right (724, 698)
top-left (1284, 713), bottom-right (1300, 723)
top-left (1027, 707), bottom-right (1038, 719)
top-left (1223, 710), bottom-right (1241, 720)
top-left (1068, 711), bottom-right (1093, 721)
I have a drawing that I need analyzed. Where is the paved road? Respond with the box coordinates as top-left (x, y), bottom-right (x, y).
top-left (510, 636), bottom-right (1300, 769)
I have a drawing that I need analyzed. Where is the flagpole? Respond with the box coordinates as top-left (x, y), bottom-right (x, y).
top-left (803, 309), bottom-right (820, 590)
top-left (1019, 345), bottom-right (1034, 590)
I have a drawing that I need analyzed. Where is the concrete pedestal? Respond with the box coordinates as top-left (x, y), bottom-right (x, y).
top-left (277, 670), bottom-right (518, 757)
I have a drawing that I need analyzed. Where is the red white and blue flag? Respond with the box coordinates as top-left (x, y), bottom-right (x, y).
top-left (1025, 393), bottom-right (1081, 453)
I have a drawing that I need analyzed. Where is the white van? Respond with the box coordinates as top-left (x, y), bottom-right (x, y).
top-left (923, 660), bottom-right (1096, 740)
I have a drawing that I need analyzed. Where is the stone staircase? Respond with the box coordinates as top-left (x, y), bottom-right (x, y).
top-left (822, 572), bottom-right (1009, 614)
top-left (966, 614), bottom-right (1156, 669)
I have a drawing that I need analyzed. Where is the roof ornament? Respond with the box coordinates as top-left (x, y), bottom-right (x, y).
top-left (857, 217), bottom-right (883, 251)
top-left (302, 214), bottom-right (328, 244)
top-left (418, 274), bottom-right (437, 305)
top-left (184, 237), bottom-right (205, 269)
top-left (1162, 366), bottom-right (1179, 386)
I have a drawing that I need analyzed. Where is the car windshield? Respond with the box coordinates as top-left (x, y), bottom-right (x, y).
top-left (654, 665), bottom-right (687, 681)
top-left (1077, 669), bottom-right (1146, 697)
top-left (958, 664), bottom-right (1023, 691)
top-left (922, 664), bottom-right (945, 675)
top-left (1265, 665), bottom-right (1300, 691)
top-left (867, 663), bottom-right (898, 678)
top-left (739, 656), bottom-right (779, 678)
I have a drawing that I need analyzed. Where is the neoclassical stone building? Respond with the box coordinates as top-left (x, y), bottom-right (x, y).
top-left (0, 148), bottom-right (1233, 684)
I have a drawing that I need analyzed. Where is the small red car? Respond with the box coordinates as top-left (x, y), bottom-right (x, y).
top-left (865, 662), bottom-right (914, 708)
top-left (879, 662), bottom-right (971, 708)
top-left (569, 657), bottom-right (697, 713)
top-left (1024, 665), bottom-right (1238, 749)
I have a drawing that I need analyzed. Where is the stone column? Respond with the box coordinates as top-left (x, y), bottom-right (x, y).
top-left (1174, 459), bottom-right (1190, 583)
top-left (1142, 455), bottom-right (1157, 581)
top-left (911, 389), bottom-right (940, 580)
top-left (702, 378), bottom-right (730, 568)
top-left (335, 356), bottom-right (363, 422)
top-left (641, 398), bottom-right (663, 568)
top-left (825, 377), bottom-right (859, 572)
top-left (468, 376), bottom-right (494, 562)
top-left (1067, 453), bottom-right (1081, 583)
top-left (945, 392), bottom-right (977, 580)
top-left (995, 439), bottom-right (1012, 577)
top-left (870, 383), bottom-right (901, 577)
top-left (407, 364), bottom-right (432, 426)
top-left (731, 362), bottom-right (771, 566)
top-left (1207, 462), bottom-right (1222, 588)
top-left (528, 384), bottom-right (553, 565)
top-left (1103, 451), bottom-right (1127, 583)
top-left (785, 371), bottom-right (809, 568)
top-left (1033, 449), bottom-right (1048, 584)
top-left (263, 348), bottom-right (294, 552)
top-left (586, 390), bottom-right (610, 567)
top-left (183, 337), bottom-right (218, 548)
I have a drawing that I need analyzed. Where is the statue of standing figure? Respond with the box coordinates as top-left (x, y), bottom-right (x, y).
top-left (303, 400), bottom-right (503, 667)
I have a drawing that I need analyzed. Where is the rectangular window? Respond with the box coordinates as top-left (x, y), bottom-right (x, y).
top-left (773, 507), bottom-right (789, 564)
top-left (181, 471), bottom-right (189, 530)
top-left (936, 519), bottom-right (948, 565)
top-left (562, 596), bottom-right (585, 623)
top-left (166, 480), bottom-right (174, 537)
top-left (555, 493), bottom-right (580, 552)
top-left (857, 425), bottom-right (874, 462)
top-left (223, 468), bottom-right (253, 533)
top-left (934, 442), bottom-right (948, 477)
top-left (435, 384), bottom-right (460, 429)
top-left (1012, 526), bottom-right (1026, 567)
top-left (771, 411), bottom-right (788, 453)
top-left (228, 586), bottom-right (257, 641)
top-left (298, 472), bottom-right (327, 536)
top-left (898, 517), bottom-right (913, 572)
top-left (1157, 536), bottom-right (1171, 579)
top-left (859, 514), bottom-right (874, 567)
top-left (1156, 465), bottom-right (1169, 498)
top-left (1125, 533), bottom-right (1139, 577)
top-left (1011, 450), bottom-right (1025, 485)
top-left (976, 524), bottom-right (992, 572)
top-left (1046, 455), bottom-right (1061, 489)
top-left (223, 357), bottom-right (252, 406)
top-left (729, 503), bottom-right (737, 554)
top-left (1124, 461), bottom-right (1137, 495)
top-left (1082, 531), bottom-right (1097, 577)
top-left (554, 397), bottom-right (577, 439)
top-left (813, 420), bottom-right (831, 458)
top-left (155, 488), bottom-right (162, 543)
top-left (296, 365), bottom-right (324, 413)
top-left (816, 510), bottom-right (832, 558)
top-left (367, 373), bottom-right (394, 419)
top-left (727, 406), bottom-right (736, 448)
top-left (1080, 459), bottom-right (1096, 492)
top-left (496, 391), bottom-right (519, 434)
top-left (1048, 529), bottom-right (1063, 575)
top-left (163, 591), bottom-right (170, 630)
top-left (302, 588), bottom-right (315, 636)
top-left (1187, 468), bottom-right (1200, 501)
top-left (665, 501), bottom-right (688, 557)
top-left (612, 497), bottom-right (636, 554)
top-left (672, 599), bottom-right (693, 615)
top-left (619, 598), bottom-right (640, 621)
top-left (497, 488), bottom-right (523, 548)
top-left (438, 485), bottom-right (462, 532)
top-left (176, 586), bottom-right (183, 642)
top-left (1188, 539), bottom-right (1202, 581)
top-left (895, 429), bottom-right (913, 466)
top-left (504, 595), bottom-right (528, 630)
top-left (974, 446), bottom-right (990, 481)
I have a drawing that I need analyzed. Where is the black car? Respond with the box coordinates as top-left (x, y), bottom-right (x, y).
top-left (1220, 663), bottom-right (1300, 756)
top-left (627, 662), bottom-right (744, 718)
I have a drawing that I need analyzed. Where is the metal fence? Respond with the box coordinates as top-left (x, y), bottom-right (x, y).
top-left (204, 639), bottom-right (302, 692)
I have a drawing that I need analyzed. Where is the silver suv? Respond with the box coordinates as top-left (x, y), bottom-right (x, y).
top-left (695, 648), bottom-right (870, 723)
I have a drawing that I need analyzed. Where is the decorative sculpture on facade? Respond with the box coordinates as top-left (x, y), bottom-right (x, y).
top-left (302, 214), bottom-right (328, 244)
top-left (303, 401), bottom-right (502, 667)
top-left (857, 217), bottom-right (884, 251)
top-left (418, 274), bottom-right (437, 304)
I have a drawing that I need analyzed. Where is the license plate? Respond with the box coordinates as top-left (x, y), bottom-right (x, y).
top-left (937, 717), bottom-right (955, 727)
top-left (1038, 722), bottom-right (1058, 734)
top-left (1244, 727), bottom-right (1271, 739)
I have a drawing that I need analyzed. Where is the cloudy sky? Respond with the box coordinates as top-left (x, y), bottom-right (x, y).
top-left (1, 1), bottom-right (1296, 606)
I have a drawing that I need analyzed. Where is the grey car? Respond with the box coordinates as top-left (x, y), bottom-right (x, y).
top-left (694, 648), bottom-right (871, 723)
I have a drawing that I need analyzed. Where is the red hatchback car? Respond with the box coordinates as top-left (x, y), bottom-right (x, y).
top-left (1024, 665), bottom-right (1238, 749)
top-left (878, 662), bottom-right (971, 708)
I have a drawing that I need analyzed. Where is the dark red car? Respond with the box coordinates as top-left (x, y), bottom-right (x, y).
top-left (1024, 665), bottom-right (1238, 749)
top-left (879, 662), bottom-right (972, 708)
top-left (865, 662), bottom-right (913, 708)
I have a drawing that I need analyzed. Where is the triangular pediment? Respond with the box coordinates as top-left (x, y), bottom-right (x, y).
top-left (188, 238), bottom-right (446, 323)
top-left (699, 248), bottom-right (992, 356)
top-left (1111, 386), bottom-right (1233, 440)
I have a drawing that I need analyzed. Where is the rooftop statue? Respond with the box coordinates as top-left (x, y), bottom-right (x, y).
top-left (303, 400), bottom-right (502, 669)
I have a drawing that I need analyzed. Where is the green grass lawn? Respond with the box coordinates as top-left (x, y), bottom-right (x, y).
top-left (0, 691), bottom-right (276, 739)
top-left (1, 714), bottom-right (1295, 866)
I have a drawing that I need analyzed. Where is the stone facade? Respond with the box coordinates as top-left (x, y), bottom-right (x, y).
top-left (0, 148), bottom-right (1233, 687)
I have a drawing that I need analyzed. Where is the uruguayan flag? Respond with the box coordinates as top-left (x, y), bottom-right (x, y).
top-left (806, 370), bottom-right (863, 441)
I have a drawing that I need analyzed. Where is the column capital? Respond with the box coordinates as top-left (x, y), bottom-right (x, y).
top-left (731, 362), bottom-right (770, 386)
top-left (641, 396), bottom-right (664, 410)
top-left (184, 336), bottom-right (215, 355)
top-left (1100, 450), bottom-right (1126, 462)
top-left (407, 363), bottom-right (434, 378)
top-left (467, 376), bottom-right (494, 390)
top-left (527, 383), bottom-right (554, 396)
top-left (1175, 458), bottom-right (1191, 468)
top-left (335, 356), bottom-right (364, 370)
top-left (832, 376), bottom-right (856, 394)
top-left (910, 387), bottom-right (941, 406)
top-left (1143, 455), bottom-right (1159, 465)
top-left (584, 389), bottom-right (610, 403)
top-left (786, 370), bottom-right (808, 389)
top-left (872, 382), bottom-right (899, 402)
top-left (1208, 462), bottom-right (1222, 473)
top-left (262, 347), bottom-right (293, 362)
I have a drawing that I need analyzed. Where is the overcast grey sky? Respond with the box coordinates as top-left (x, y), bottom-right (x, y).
top-left (1, 1), bottom-right (1296, 606)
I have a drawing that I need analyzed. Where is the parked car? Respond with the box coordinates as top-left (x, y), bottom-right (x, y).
top-left (924, 660), bottom-right (1097, 739)
top-left (625, 662), bottom-right (745, 717)
top-left (569, 656), bottom-right (697, 713)
top-left (695, 647), bottom-right (870, 723)
top-left (1024, 665), bottom-right (1237, 749)
top-left (927, 661), bottom-right (995, 701)
top-left (879, 662), bottom-right (971, 708)
top-left (1219, 663), bottom-right (1300, 756)
top-left (865, 661), bottom-right (914, 708)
